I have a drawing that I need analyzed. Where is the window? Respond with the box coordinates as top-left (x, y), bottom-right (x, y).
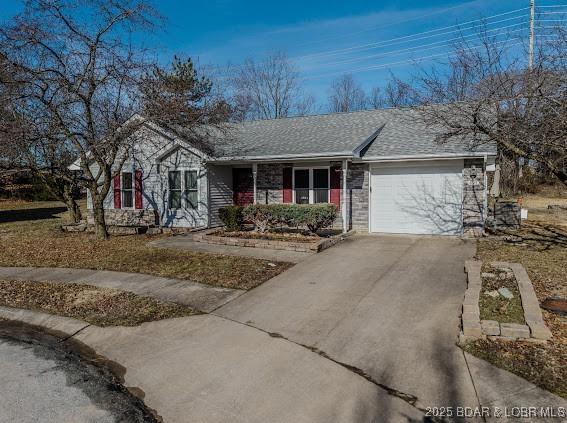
top-left (168, 169), bottom-right (198, 210)
top-left (294, 169), bottom-right (309, 204)
top-left (293, 168), bottom-right (329, 204)
top-left (185, 170), bottom-right (198, 209)
top-left (122, 172), bottom-right (133, 208)
top-left (168, 171), bottom-right (181, 209)
top-left (313, 168), bottom-right (329, 203)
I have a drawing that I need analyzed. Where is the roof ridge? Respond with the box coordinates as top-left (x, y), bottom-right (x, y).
top-left (240, 105), bottom-right (417, 124)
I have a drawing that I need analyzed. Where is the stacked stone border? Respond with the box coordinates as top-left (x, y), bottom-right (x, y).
top-left (193, 228), bottom-right (355, 253)
top-left (460, 260), bottom-right (552, 344)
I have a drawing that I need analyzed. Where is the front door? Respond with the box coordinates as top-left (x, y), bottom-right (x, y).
top-left (233, 168), bottom-right (254, 206)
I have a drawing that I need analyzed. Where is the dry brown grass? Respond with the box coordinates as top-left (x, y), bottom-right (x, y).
top-left (0, 279), bottom-right (195, 326)
top-left (469, 226), bottom-right (567, 398)
top-left (0, 200), bottom-right (292, 290)
top-left (519, 188), bottom-right (567, 228)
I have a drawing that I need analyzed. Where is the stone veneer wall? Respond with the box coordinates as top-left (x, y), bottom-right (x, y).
top-left (347, 163), bottom-right (369, 231)
top-left (87, 209), bottom-right (157, 227)
top-left (255, 163), bottom-right (284, 204)
top-left (463, 159), bottom-right (486, 237)
top-left (252, 162), bottom-right (370, 231)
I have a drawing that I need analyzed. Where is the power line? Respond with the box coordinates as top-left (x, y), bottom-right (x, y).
top-left (294, 1), bottom-right (484, 49)
top-left (212, 5), bottom-right (557, 80)
top-left (295, 8), bottom-right (530, 61)
top-left (311, 23), bottom-right (527, 69)
top-left (304, 38), bottom-right (524, 80)
top-left (302, 17), bottom-right (529, 63)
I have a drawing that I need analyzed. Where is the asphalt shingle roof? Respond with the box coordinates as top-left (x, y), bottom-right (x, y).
top-left (210, 107), bottom-right (496, 160)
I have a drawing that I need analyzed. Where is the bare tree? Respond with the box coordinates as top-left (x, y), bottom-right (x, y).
top-left (368, 73), bottom-right (417, 110)
top-left (410, 28), bottom-right (567, 187)
top-left (0, 0), bottom-right (158, 238)
top-left (231, 51), bottom-right (314, 120)
top-left (0, 54), bottom-right (84, 220)
top-left (367, 86), bottom-right (384, 109)
top-left (328, 74), bottom-right (366, 113)
top-left (382, 77), bottom-right (416, 108)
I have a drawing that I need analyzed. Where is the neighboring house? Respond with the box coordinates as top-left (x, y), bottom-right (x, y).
top-left (85, 107), bottom-right (496, 236)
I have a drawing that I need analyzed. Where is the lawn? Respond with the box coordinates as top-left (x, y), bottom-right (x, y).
top-left (520, 185), bottom-right (567, 228)
top-left (467, 222), bottom-right (567, 398)
top-left (0, 279), bottom-right (195, 326)
top-left (0, 200), bottom-right (292, 290)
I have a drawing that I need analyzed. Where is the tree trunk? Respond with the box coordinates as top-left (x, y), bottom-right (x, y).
top-left (555, 170), bottom-right (567, 187)
top-left (62, 187), bottom-right (82, 223)
top-left (92, 200), bottom-right (109, 240)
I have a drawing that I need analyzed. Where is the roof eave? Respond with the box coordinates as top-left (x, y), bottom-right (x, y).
top-left (208, 152), bottom-right (354, 164)
top-left (357, 152), bottom-right (497, 162)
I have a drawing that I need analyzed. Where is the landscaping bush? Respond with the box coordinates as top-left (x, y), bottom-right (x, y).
top-left (302, 204), bottom-right (339, 233)
top-left (243, 203), bottom-right (338, 234)
top-left (218, 206), bottom-right (244, 231)
top-left (241, 204), bottom-right (273, 232)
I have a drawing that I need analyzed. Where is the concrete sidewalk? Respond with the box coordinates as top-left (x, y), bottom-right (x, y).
top-left (0, 307), bottom-right (424, 423)
top-left (0, 267), bottom-right (243, 313)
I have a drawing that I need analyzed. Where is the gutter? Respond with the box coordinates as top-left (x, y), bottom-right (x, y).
top-left (357, 152), bottom-right (497, 162)
top-left (207, 152), bottom-right (354, 164)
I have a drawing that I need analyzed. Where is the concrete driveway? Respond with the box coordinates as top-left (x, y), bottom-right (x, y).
top-left (217, 235), bottom-right (565, 414)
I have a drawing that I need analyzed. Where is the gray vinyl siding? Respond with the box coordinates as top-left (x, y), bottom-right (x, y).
top-left (208, 164), bottom-right (233, 227)
top-left (86, 125), bottom-right (209, 228)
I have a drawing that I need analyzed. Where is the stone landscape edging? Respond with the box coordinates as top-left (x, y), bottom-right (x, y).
top-left (193, 228), bottom-right (356, 253)
top-left (460, 260), bottom-right (552, 344)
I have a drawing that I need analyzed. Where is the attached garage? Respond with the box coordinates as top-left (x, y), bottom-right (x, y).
top-left (369, 160), bottom-right (464, 235)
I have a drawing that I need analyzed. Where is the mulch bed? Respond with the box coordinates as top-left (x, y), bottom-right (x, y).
top-left (479, 265), bottom-right (525, 324)
top-left (212, 230), bottom-right (320, 243)
top-left (0, 280), bottom-right (196, 327)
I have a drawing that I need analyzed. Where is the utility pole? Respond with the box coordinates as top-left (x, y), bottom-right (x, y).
top-left (528, 0), bottom-right (535, 69)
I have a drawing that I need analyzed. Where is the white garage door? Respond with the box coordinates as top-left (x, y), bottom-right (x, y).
top-left (370, 160), bottom-right (464, 235)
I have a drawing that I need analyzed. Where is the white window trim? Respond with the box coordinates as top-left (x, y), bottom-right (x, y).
top-left (292, 166), bottom-right (330, 204)
top-left (121, 171), bottom-right (134, 210)
top-left (184, 169), bottom-right (200, 210)
top-left (167, 168), bottom-right (200, 211)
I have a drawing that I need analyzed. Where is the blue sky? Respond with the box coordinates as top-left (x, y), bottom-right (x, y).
top-left (2, 0), bottom-right (566, 109)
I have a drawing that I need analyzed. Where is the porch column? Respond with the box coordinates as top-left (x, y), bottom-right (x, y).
top-left (342, 159), bottom-right (348, 233)
top-left (252, 163), bottom-right (258, 204)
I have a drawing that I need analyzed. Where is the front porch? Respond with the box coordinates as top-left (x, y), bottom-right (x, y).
top-left (208, 160), bottom-right (370, 233)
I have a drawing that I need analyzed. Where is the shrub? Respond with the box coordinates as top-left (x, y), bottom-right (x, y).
top-left (242, 203), bottom-right (338, 235)
top-left (218, 206), bottom-right (244, 231)
top-left (241, 204), bottom-right (273, 232)
top-left (302, 204), bottom-right (338, 233)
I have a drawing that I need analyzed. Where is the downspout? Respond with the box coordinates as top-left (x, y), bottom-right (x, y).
top-left (483, 154), bottom-right (488, 227)
top-left (252, 163), bottom-right (258, 204)
top-left (342, 159), bottom-right (348, 233)
top-left (207, 163), bottom-right (211, 228)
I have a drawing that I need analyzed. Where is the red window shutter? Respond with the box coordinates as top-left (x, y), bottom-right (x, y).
top-left (282, 167), bottom-right (292, 203)
top-left (113, 174), bottom-right (121, 209)
top-left (330, 166), bottom-right (341, 208)
top-left (135, 170), bottom-right (143, 209)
